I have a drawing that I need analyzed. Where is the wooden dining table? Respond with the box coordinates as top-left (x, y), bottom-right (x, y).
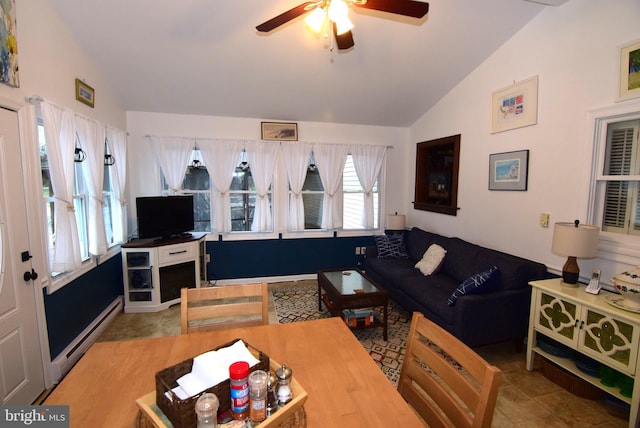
top-left (44, 317), bottom-right (423, 427)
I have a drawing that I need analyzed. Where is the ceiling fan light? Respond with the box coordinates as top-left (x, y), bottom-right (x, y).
top-left (305, 6), bottom-right (326, 33)
top-left (328, 0), bottom-right (349, 22)
top-left (334, 16), bottom-right (354, 35)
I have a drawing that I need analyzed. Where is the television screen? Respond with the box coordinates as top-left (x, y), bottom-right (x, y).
top-left (136, 195), bottom-right (195, 240)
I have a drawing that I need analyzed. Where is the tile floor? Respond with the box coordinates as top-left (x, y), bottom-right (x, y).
top-left (96, 304), bottom-right (630, 427)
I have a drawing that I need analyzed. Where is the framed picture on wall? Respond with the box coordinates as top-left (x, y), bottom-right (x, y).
top-left (617, 39), bottom-right (640, 102)
top-left (490, 76), bottom-right (538, 133)
top-left (261, 122), bottom-right (298, 141)
top-left (489, 150), bottom-right (529, 191)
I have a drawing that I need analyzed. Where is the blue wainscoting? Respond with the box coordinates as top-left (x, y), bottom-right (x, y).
top-left (207, 235), bottom-right (376, 280)
top-left (43, 255), bottom-right (123, 359)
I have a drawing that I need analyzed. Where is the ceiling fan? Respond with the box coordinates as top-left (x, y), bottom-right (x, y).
top-left (256, 0), bottom-right (429, 50)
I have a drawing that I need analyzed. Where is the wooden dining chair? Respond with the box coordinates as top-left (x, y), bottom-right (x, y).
top-left (398, 312), bottom-right (502, 428)
top-left (180, 282), bottom-right (269, 334)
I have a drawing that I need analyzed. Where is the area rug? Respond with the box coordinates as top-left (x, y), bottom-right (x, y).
top-left (271, 280), bottom-right (411, 387)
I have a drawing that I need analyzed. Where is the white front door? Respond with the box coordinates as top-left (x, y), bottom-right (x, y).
top-left (0, 106), bottom-right (45, 404)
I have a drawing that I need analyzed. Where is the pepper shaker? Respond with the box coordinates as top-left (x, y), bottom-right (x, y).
top-left (275, 364), bottom-right (293, 406)
top-left (266, 372), bottom-right (279, 417)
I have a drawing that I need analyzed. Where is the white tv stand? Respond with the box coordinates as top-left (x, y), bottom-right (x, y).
top-left (121, 232), bottom-right (207, 313)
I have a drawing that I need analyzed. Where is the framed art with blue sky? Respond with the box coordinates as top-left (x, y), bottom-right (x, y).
top-left (489, 150), bottom-right (529, 191)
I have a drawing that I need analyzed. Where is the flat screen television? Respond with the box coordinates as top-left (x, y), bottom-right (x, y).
top-left (136, 195), bottom-right (195, 240)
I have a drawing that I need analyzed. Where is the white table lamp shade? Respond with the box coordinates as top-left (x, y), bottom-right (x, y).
top-left (387, 214), bottom-right (406, 231)
top-left (551, 222), bottom-right (600, 258)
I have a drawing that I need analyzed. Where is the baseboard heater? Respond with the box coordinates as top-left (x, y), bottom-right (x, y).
top-left (50, 296), bottom-right (123, 383)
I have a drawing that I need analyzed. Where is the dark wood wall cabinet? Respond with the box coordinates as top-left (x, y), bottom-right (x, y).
top-left (413, 134), bottom-right (460, 216)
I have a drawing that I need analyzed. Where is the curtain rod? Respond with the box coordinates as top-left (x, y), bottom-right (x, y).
top-left (27, 94), bottom-right (44, 103)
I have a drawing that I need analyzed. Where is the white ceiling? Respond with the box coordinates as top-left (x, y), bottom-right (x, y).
top-left (49, 0), bottom-right (546, 127)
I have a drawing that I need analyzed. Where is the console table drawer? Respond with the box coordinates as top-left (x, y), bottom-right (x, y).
top-left (158, 243), bottom-right (197, 264)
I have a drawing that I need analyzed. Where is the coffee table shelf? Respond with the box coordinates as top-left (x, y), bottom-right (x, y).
top-left (317, 268), bottom-right (388, 340)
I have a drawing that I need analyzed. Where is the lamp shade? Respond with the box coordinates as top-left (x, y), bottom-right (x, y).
top-left (387, 214), bottom-right (406, 231)
top-left (551, 222), bottom-right (600, 258)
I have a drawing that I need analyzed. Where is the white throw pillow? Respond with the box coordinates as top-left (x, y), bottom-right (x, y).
top-left (415, 244), bottom-right (447, 276)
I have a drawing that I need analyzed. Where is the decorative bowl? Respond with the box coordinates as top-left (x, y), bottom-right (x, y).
top-left (610, 268), bottom-right (640, 310)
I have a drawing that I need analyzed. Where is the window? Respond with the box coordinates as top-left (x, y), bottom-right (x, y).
top-left (38, 125), bottom-right (90, 270)
top-left (300, 155), bottom-right (324, 230)
top-left (162, 149), bottom-right (274, 233)
top-left (594, 120), bottom-right (640, 235)
top-left (343, 154), bottom-right (379, 229)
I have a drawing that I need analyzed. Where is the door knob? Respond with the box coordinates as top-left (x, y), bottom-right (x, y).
top-left (23, 269), bottom-right (38, 282)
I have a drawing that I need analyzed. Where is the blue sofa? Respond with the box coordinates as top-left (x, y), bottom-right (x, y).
top-left (365, 227), bottom-right (547, 347)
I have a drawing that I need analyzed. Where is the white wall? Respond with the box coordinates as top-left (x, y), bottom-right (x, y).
top-left (125, 111), bottom-right (409, 237)
top-left (0, 1), bottom-right (125, 128)
top-left (409, 0), bottom-right (640, 283)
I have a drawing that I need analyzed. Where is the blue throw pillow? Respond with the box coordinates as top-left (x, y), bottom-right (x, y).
top-left (447, 266), bottom-right (500, 306)
top-left (374, 235), bottom-right (409, 259)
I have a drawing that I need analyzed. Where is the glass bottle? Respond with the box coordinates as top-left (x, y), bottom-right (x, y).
top-left (195, 392), bottom-right (219, 428)
top-left (229, 361), bottom-right (250, 420)
top-left (248, 370), bottom-right (268, 422)
top-left (266, 372), bottom-right (279, 417)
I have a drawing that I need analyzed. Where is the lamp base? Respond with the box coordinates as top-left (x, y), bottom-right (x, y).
top-left (561, 256), bottom-right (580, 287)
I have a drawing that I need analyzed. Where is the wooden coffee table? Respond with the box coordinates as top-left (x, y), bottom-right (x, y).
top-left (317, 268), bottom-right (388, 340)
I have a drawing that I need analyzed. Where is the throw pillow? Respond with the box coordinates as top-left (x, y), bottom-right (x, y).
top-left (415, 244), bottom-right (447, 276)
top-left (374, 235), bottom-right (409, 259)
top-left (447, 266), bottom-right (501, 306)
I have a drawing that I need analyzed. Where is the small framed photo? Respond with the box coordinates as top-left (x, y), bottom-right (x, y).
top-left (489, 150), bottom-right (529, 191)
top-left (75, 79), bottom-right (95, 108)
top-left (261, 122), bottom-right (298, 141)
top-left (490, 76), bottom-right (538, 134)
top-left (617, 39), bottom-right (640, 102)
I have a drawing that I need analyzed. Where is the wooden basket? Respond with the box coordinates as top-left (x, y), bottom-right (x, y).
top-left (139, 358), bottom-right (308, 428)
top-left (155, 339), bottom-right (269, 428)
top-left (540, 358), bottom-right (603, 400)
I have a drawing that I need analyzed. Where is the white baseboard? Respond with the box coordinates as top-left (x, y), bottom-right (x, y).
top-left (208, 273), bottom-right (316, 286)
top-left (50, 296), bottom-right (123, 383)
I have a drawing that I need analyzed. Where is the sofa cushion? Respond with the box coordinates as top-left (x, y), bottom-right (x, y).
top-left (415, 244), bottom-right (447, 275)
top-left (374, 235), bottom-right (409, 259)
top-left (405, 227), bottom-right (449, 262)
top-left (365, 257), bottom-right (416, 290)
top-left (400, 275), bottom-right (459, 325)
top-left (447, 266), bottom-right (501, 306)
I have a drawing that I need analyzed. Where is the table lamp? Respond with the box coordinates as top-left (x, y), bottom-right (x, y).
top-left (551, 220), bottom-right (599, 286)
top-left (387, 213), bottom-right (406, 233)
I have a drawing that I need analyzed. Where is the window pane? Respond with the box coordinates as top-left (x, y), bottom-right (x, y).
top-left (302, 169), bottom-right (323, 191)
top-left (192, 192), bottom-right (211, 232)
top-left (303, 193), bottom-right (323, 229)
top-left (231, 168), bottom-right (255, 191)
top-left (230, 193), bottom-right (256, 231)
top-left (184, 166), bottom-right (209, 190)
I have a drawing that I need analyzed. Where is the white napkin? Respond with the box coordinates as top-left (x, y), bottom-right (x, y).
top-left (172, 340), bottom-right (261, 399)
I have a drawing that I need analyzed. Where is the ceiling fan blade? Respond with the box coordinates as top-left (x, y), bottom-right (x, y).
top-left (353, 0), bottom-right (429, 19)
top-left (256, 2), bottom-right (318, 32)
top-left (333, 24), bottom-right (355, 50)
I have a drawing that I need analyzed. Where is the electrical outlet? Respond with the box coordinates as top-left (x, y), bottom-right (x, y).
top-left (361, 246), bottom-right (367, 255)
top-left (540, 213), bottom-right (550, 228)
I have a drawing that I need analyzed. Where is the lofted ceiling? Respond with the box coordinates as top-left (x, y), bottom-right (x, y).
top-left (49, 0), bottom-right (547, 127)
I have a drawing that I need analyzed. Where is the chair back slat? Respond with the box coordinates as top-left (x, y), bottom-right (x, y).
top-left (398, 312), bottom-right (502, 428)
top-left (180, 282), bottom-right (269, 334)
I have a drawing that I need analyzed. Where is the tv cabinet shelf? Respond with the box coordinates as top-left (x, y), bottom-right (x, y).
top-left (121, 232), bottom-right (207, 313)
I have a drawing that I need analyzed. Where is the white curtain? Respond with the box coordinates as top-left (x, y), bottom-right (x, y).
top-left (198, 138), bottom-right (244, 233)
top-left (107, 127), bottom-right (128, 242)
top-left (282, 142), bottom-right (312, 231)
top-left (351, 145), bottom-right (387, 228)
top-left (245, 141), bottom-right (279, 232)
top-left (76, 115), bottom-right (108, 255)
top-left (313, 143), bottom-right (349, 230)
top-left (148, 136), bottom-right (194, 194)
top-left (41, 101), bottom-right (82, 272)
